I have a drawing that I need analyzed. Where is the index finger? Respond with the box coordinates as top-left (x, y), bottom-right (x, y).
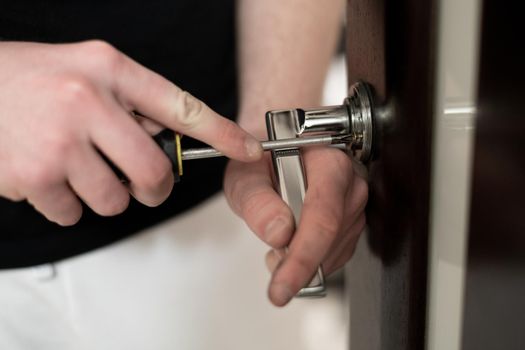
top-left (268, 148), bottom-right (352, 306)
top-left (109, 51), bottom-right (262, 162)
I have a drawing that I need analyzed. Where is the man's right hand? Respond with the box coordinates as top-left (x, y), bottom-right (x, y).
top-left (0, 41), bottom-right (262, 226)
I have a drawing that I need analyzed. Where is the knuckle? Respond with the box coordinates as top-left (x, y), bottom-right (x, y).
top-left (98, 193), bottom-right (130, 217)
top-left (224, 161), bottom-right (245, 187)
top-left (81, 40), bottom-right (123, 72)
top-left (36, 193), bottom-right (82, 226)
top-left (292, 254), bottom-right (316, 279)
top-left (139, 156), bottom-right (173, 193)
top-left (53, 74), bottom-right (97, 108)
top-left (0, 172), bottom-right (25, 201)
top-left (242, 194), bottom-right (292, 242)
top-left (20, 163), bottom-right (61, 191)
top-left (304, 204), bottom-right (342, 241)
top-left (8, 193), bottom-right (25, 202)
top-left (44, 132), bottom-right (76, 162)
top-left (240, 188), bottom-right (274, 221)
top-left (215, 120), bottom-right (241, 144)
top-left (174, 90), bottom-right (204, 129)
top-left (58, 205), bottom-right (83, 226)
top-left (316, 218), bottom-right (341, 241)
top-left (2, 189), bottom-right (24, 202)
top-left (57, 210), bottom-right (82, 227)
top-left (224, 174), bottom-right (248, 214)
top-left (233, 178), bottom-right (277, 220)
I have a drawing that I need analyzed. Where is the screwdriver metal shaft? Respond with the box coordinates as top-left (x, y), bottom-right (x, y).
top-left (181, 134), bottom-right (353, 160)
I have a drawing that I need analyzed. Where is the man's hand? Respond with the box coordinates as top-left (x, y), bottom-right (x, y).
top-left (0, 41), bottom-right (262, 225)
top-left (233, 0), bottom-right (362, 306)
top-left (224, 133), bottom-right (368, 306)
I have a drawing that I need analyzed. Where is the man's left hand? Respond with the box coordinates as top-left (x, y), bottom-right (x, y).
top-left (224, 139), bottom-right (368, 306)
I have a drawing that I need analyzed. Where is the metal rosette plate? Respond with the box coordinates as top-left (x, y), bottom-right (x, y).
top-left (344, 81), bottom-right (375, 164)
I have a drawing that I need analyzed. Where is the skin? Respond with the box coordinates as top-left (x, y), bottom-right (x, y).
top-left (0, 40), bottom-right (262, 226)
top-left (1, 2), bottom-right (367, 308)
top-left (224, 0), bottom-right (368, 306)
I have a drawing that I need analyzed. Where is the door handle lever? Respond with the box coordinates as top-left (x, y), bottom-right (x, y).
top-left (265, 81), bottom-right (376, 298)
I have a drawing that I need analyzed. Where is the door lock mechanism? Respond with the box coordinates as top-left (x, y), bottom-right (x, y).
top-left (265, 81), bottom-right (376, 297)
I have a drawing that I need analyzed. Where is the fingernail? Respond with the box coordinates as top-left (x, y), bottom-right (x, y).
top-left (274, 248), bottom-right (286, 260)
top-left (270, 283), bottom-right (293, 306)
top-left (244, 137), bottom-right (263, 159)
top-left (265, 250), bottom-right (282, 273)
top-left (265, 217), bottom-right (289, 246)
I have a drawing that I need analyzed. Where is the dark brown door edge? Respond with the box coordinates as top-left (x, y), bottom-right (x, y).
top-left (345, 0), bottom-right (438, 349)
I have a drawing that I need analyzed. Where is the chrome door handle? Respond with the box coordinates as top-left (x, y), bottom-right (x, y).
top-left (265, 81), bottom-right (375, 297)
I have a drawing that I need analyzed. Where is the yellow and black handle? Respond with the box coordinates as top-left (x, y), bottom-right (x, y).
top-left (108, 129), bottom-right (183, 184)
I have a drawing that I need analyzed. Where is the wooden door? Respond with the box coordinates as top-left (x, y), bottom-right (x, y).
top-left (344, 1), bottom-right (525, 350)
top-left (344, 1), bottom-right (437, 349)
top-left (461, 1), bottom-right (525, 349)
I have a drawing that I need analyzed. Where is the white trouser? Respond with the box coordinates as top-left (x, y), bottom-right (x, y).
top-left (0, 194), bottom-right (345, 350)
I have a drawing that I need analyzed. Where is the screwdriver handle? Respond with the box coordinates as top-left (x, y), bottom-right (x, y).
top-left (108, 129), bottom-right (181, 184)
top-left (153, 129), bottom-right (181, 183)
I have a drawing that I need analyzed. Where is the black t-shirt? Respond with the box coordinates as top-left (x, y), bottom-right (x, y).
top-left (0, 1), bottom-right (238, 268)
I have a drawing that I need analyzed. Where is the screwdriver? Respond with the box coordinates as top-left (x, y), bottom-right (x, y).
top-left (148, 130), bottom-right (354, 182)
top-left (181, 133), bottom-right (353, 160)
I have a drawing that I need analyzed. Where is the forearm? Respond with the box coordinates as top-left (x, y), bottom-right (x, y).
top-left (228, 1), bottom-right (365, 307)
top-left (237, 0), bottom-right (345, 133)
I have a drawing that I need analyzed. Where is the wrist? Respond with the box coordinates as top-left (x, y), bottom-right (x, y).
top-left (237, 106), bottom-right (268, 139)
